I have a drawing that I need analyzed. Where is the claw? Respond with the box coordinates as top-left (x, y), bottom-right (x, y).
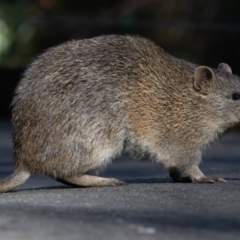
top-left (109, 179), bottom-right (127, 186)
top-left (213, 177), bottom-right (227, 183)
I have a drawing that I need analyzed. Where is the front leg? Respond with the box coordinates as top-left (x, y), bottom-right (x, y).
top-left (169, 165), bottom-right (227, 183)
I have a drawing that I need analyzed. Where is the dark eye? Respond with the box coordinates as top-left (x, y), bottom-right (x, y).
top-left (232, 93), bottom-right (240, 100)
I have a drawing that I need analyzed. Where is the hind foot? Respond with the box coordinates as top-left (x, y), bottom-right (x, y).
top-left (56, 174), bottom-right (127, 187)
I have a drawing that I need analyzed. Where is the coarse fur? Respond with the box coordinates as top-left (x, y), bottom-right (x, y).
top-left (1, 34), bottom-right (240, 192)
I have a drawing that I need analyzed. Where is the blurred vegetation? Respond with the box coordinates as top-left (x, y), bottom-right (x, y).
top-left (1, 0), bottom-right (240, 72)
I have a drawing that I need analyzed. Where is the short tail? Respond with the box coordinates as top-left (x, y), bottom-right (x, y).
top-left (0, 167), bottom-right (30, 193)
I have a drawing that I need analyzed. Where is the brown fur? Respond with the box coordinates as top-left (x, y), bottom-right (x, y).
top-left (1, 35), bottom-right (240, 192)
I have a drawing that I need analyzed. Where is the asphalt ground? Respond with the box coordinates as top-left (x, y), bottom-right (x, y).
top-left (0, 119), bottom-right (240, 240)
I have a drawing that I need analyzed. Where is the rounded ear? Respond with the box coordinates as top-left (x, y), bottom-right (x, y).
top-left (218, 63), bottom-right (232, 74)
top-left (193, 66), bottom-right (215, 95)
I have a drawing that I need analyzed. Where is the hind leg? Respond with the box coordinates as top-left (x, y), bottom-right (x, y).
top-left (56, 174), bottom-right (126, 187)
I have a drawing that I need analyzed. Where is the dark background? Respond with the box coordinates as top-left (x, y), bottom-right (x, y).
top-left (1, 0), bottom-right (240, 118)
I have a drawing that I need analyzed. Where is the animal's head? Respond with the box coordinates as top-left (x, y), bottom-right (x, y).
top-left (193, 63), bottom-right (240, 131)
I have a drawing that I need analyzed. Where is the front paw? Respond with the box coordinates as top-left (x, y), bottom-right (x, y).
top-left (169, 167), bottom-right (227, 184)
top-left (192, 176), bottom-right (227, 184)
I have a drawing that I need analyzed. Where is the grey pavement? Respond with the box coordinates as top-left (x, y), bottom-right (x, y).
top-left (0, 119), bottom-right (240, 240)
